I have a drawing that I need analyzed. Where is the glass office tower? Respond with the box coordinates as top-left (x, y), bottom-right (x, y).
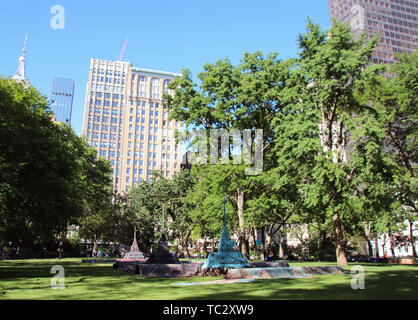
top-left (51, 77), bottom-right (75, 124)
top-left (328, 0), bottom-right (417, 64)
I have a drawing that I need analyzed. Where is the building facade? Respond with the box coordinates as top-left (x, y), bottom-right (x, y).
top-left (51, 77), bottom-right (75, 124)
top-left (328, 0), bottom-right (417, 64)
top-left (82, 58), bottom-right (182, 193)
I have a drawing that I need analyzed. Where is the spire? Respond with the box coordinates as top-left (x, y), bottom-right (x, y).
top-left (22, 33), bottom-right (28, 55)
top-left (13, 34), bottom-right (29, 83)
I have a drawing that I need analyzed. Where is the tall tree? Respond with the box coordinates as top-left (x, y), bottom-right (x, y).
top-left (77, 150), bottom-right (113, 254)
top-left (164, 52), bottom-right (292, 256)
top-left (274, 19), bottom-right (383, 266)
top-left (0, 77), bottom-right (92, 247)
top-left (365, 52), bottom-right (417, 257)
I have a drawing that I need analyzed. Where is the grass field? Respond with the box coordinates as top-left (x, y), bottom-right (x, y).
top-left (0, 258), bottom-right (416, 300)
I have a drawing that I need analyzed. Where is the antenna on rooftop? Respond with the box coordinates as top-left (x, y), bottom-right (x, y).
top-left (119, 37), bottom-right (128, 61)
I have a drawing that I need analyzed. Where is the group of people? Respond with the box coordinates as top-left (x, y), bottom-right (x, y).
top-left (87, 248), bottom-right (110, 258)
top-left (0, 243), bottom-right (20, 259)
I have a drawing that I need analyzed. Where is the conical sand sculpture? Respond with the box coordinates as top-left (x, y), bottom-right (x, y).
top-left (202, 183), bottom-right (249, 270)
top-left (123, 227), bottom-right (144, 260)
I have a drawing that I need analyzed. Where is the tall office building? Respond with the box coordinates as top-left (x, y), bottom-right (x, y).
top-left (51, 77), bottom-right (75, 124)
top-left (82, 58), bottom-right (182, 193)
top-left (328, 0), bottom-right (417, 64)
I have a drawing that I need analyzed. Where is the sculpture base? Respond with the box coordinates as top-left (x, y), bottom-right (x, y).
top-left (146, 253), bottom-right (179, 264)
top-left (225, 266), bottom-right (345, 279)
top-left (146, 234), bottom-right (179, 264)
top-left (114, 260), bottom-right (202, 277)
top-left (202, 252), bottom-right (250, 270)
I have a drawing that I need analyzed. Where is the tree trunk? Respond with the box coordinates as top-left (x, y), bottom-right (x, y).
top-left (363, 222), bottom-right (374, 257)
top-left (236, 188), bottom-right (249, 258)
top-left (387, 225), bottom-right (396, 257)
top-left (333, 212), bottom-right (348, 267)
top-left (251, 227), bottom-right (257, 252)
top-left (212, 239), bottom-right (217, 253)
top-left (92, 234), bottom-right (99, 257)
top-left (320, 116), bottom-right (349, 267)
top-left (381, 234), bottom-right (387, 257)
top-left (278, 225), bottom-right (287, 259)
top-left (408, 220), bottom-right (417, 258)
top-left (260, 226), bottom-right (266, 261)
top-left (266, 231), bottom-right (274, 259)
top-left (366, 238), bottom-right (373, 257)
top-left (181, 229), bottom-right (192, 258)
top-left (318, 229), bottom-right (327, 261)
top-left (374, 235), bottom-right (380, 258)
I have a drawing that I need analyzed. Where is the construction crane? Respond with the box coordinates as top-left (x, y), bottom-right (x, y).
top-left (119, 37), bottom-right (128, 61)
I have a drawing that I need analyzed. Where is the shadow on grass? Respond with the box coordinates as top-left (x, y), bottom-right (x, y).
top-left (0, 259), bottom-right (416, 300)
top-left (175, 265), bottom-right (418, 300)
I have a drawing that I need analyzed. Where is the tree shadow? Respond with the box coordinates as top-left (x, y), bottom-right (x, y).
top-left (0, 260), bottom-right (416, 300)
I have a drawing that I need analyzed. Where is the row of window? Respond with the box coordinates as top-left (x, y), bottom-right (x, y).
top-left (89, 116), bottom-right (123, 124)
top-left (90, 108), bottom-right (122, 116)
top-left (129, 78), bottom-right (171, 99)
top-left (91, 100), bottom-right (125, 108)
top-left (91, 92), bottom-right (124, 100)
top-left (92, 83), bottom-right (125, 92)
top-left (129, 117), bottom-right (159, 124)
top-left (125, 165), bottom-right (178, 180)
top-left (124, 156), bottom-right (179, 168)
top-left (92, 76), bottom-right (125, 85)
top-left (87, 132), bottom-right (119, 140)
top-left (87, 124), bottom-right (122, 132)
top-left (92, 68), bottom-right (126, 77)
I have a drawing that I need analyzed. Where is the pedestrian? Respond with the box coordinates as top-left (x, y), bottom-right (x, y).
top-left (57, 241), bottom-right (63, 259)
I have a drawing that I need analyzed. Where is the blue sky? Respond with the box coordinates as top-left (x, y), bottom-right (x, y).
top-left (0, 0), bottom-right (331, 135)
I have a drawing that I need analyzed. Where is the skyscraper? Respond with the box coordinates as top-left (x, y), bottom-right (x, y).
top-left (51, 77), bottom-right (75, 124)
top-left (82, 58), bottom-right (182, 193)
top-left (328, 0), bottom-right (417, 64)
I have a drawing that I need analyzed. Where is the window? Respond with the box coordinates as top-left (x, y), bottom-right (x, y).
top-left (163, 80), bottom-right (171, 94)
top-left (138, 77), bottom-right (147, 97)
top-left (151, 78), bottom-right (160, 99)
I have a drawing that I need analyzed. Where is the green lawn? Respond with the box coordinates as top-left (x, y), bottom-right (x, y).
top-left (0, 258), bottom-right (416, 300)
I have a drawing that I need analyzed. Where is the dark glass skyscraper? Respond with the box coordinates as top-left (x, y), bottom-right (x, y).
top-left (51, 77), bottom-right (75, 124)
top-left (329, 0), bottom-right (417, 64)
